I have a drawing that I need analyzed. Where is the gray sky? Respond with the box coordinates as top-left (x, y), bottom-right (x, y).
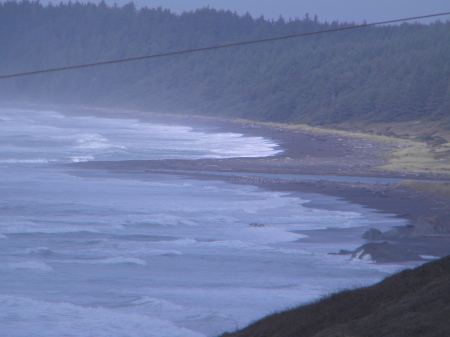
top-left (102, 0), bottom-right (449, 23)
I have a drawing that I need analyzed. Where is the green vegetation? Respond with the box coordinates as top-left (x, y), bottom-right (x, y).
top-left (0, 1), bottom-right (449, 128)
top-left (220, 255), bottom-right (450, 337)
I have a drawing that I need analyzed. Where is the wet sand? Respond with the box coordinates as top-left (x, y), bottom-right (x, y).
top-left (65, 110), bottom-right (450, 259)
top-left (9, 103), bottom-right (447, 257)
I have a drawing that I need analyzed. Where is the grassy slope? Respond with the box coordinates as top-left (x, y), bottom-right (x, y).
top-left (220, 255), bottom-right (450, 337)
top-left (232, 118), bottom-right (450, 176)
top-left (335, 120), bottom-right (450, 176)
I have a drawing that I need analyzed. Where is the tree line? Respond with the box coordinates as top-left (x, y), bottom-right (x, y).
top-left (1, 1), bottom-right (449, 126)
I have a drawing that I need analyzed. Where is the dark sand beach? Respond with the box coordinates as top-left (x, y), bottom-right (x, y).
top-left (63, 108), bottom-right (450, 259)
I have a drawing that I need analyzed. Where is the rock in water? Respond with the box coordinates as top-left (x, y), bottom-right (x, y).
top-left (362, 228), bottom-right (402, 240)
top-left (382, 228), bottom-right (401, 239)
top-left (362, 228), bottom-right (384, 240)
top-left (352, 242), bottom-right (423, 263)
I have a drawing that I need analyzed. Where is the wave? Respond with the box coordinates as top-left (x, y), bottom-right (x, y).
top-left (82, 257), bottom-right (147, 265)
top-left (116, 296), bottom-right (185, 311)
top-left (147, 250), bottom-right (182, 256)
top-left (23, 247), bottom-right (57, 257)
top-left (76, 240), bottom-right (184, 258)
top-left (0, 295), bottom-right (206, 337)
top-left (88, 250), bottom-right (183, 263)
top-left (73, 133), bottom-right (126, 151)
top-left (187, 311), bottom-right (234, 323)
top-left (168, 237), bottom-right (310, 255)
top-left (1, 261), bottom-right (53, 272)
top-left (69, 155), bottom-right (95, 162)
top-left (172, 238), bottom-right (198, 245)
top-left (0, 223), bottom-right (101, 235)
top-left (0, 159), bottom-right (53, 164)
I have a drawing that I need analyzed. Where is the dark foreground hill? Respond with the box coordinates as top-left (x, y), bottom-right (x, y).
top-left (1, 1), bottom-right (449, 127)
top-left (220, 255), bottom-right (450, 337)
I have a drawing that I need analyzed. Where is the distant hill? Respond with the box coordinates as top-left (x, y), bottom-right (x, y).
top-left (220, 255), bottom-right (450, 337)
top-left (1, 1), bottom-right (449, 126)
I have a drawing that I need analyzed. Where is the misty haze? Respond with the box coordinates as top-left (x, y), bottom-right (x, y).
top-left (0, 1), bottom-right (449, 336)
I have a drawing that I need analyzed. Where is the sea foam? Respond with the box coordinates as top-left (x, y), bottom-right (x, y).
top-left (0, 295), bottom-right (205, 337)
top-left (2, 261), bottom-right (53, 272)
top-left (0, 108), bottom-right (415, 336)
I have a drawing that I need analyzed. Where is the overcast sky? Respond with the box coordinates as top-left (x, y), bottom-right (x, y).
top-left (96, 0), bottom-right (450, 23)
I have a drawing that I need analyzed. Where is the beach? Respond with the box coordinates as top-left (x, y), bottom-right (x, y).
top-left (66, 107), bottom-right (450, 259)
top-left (2, 104), bottom-right (450, 336)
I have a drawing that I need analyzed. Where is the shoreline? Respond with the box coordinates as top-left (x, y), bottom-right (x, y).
top-left (61, 108), bottom-right (450, 259)
top-left (4, 103), bottom-right (450, 258)
top-left (7, 101), bottom-right (450, 177)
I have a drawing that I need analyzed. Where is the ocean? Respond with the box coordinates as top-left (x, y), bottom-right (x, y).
top-left (0, 107), bottom-right (420, 336)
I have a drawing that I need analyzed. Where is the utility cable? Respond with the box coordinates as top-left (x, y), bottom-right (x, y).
top-left (0, 11), bottom-right (449, 80)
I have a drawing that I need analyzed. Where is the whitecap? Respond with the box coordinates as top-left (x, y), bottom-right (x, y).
top-left (24, 247), bottom-right (56, 257)
top-left (0, 222), bottom-right (100, 235)
top-left (69, 155), bottom-right (95, 162)
top-left (88, 257), bottom-right (147, 265)
top-left (0, 159), bottom-right (51, 164)
top-left (122, 296), bottom-right (185, 311)
top-left (147, 250), bottom-right (182, 256)
top-left (2, 261), bottom-right (53, 272)
top-left (0, 295), bottom-right (206, 337)
top-left (420, 255), bottom-right (439, 260)
top-left (73, 133), bottom-right (126, 151)
top-left (171, 238), bottom-right (198, 245)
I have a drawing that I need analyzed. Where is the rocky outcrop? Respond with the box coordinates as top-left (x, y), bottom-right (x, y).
top-left (331, 242), bottom-right (423, 263)
top-left (412, 215), bottom-right (448, 237)
top-left (363, 215), bottom-right (450, 242)
top-left (362, 227), bottom-right (402, 240)
top-left (249, 223), bottom-right (265, 227)
top-left (352, 242), bottom-right (423, 263)
top-left (382, 228), bottom-right (401, 239)
top-left (362, 228), bottom-right (384, 240)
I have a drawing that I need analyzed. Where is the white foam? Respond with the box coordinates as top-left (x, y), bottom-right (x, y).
top-left (0, 295), bottom-right (206, 337)
top-left (24, 247), bottom-right (55, 255)
top-left (124, 296), bottom-right (185, 312)
top-left (239, 226), bottom-right (307, 244)
top-left (0, 107), bottom-right (423, 337)
top-left (361, 253), bottom-right (373, 261)
top-left (2, 261), bottom-right (53, 272)
top-left (0, 159), bottom-right (51, 164)
top-left (146, 250), bottom-right (183, 256)
top-left (144, 214), bottom-right (200, 226)
top-left (0, 222), bottom-right (100, 235)
top-left (420, 255), bottom-right (439, 260)
top-left (95, 257), bottom-right (147, 265)
top-left (172, 238), bottom-right (198, 245)
top-left (74, 240), bottom-right (184, 259)
top-left (69, 155), bottom-right (95, 162)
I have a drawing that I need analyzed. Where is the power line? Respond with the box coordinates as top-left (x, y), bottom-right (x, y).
top-left (1, 11), bottom-right (449, 80)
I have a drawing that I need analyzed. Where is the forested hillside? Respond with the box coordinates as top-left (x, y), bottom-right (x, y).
top-left (1, 1), bottom-right (449, 126)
